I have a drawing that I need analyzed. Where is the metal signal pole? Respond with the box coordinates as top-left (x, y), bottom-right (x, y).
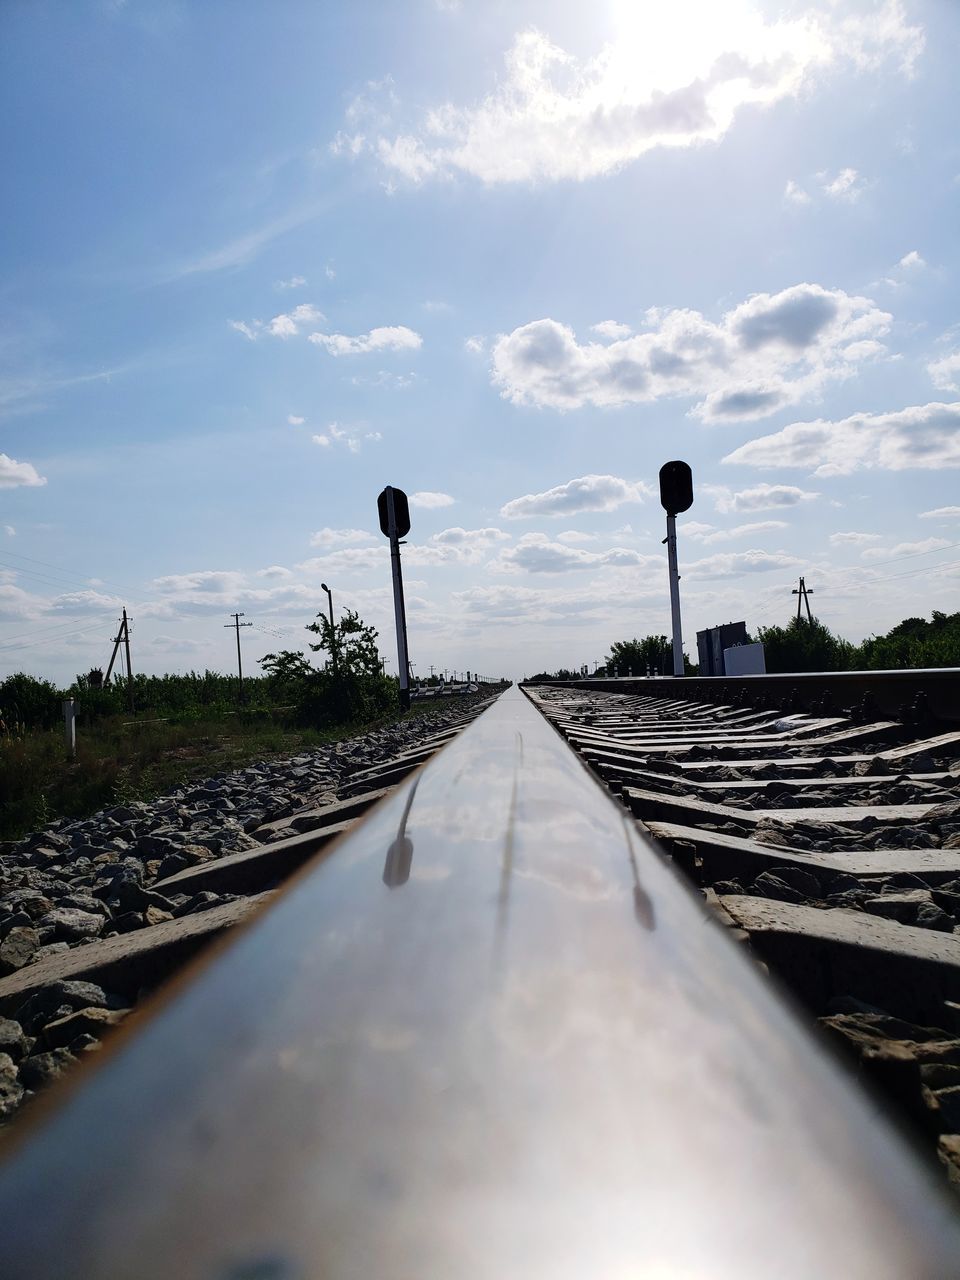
top-left (225, 612), bottom-right (253, 701)
top-left (658, 461), bottom-right (694, 678)
top-left (378, 486), bottom-right (412, 713)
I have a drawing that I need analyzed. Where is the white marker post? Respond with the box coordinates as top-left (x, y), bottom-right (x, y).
top-left (63, 699), bottom-right (77, 758)
top-left (658, 461), bottom-right (694, 678)
top-left (378, 486), bottom-right (412, 713)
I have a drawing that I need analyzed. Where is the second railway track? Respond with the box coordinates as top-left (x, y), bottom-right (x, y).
top-left (526, 676), bottom-right (960, 1190)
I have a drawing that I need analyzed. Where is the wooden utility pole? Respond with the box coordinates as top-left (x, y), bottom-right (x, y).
top-left (792, 577), bottom-right (814, 622)
top-left (225, 612), bottom-right (252, 701)
top-left (105, 609), bottom-right (135, 713)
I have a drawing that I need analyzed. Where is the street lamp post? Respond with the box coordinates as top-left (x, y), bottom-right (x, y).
top-left (320, 582), bottom-right (338, 677)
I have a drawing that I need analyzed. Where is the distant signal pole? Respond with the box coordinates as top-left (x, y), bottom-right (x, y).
top-left (225, 612), bottom-right (253, 701)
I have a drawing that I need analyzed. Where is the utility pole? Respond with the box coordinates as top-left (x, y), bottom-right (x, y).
top-left (320, 583), bottom-right (338, 677)
top-left (225, 612), bottom-right (252, 701)
top-left (105, 609), bottom-right (135, 713)
top-left (792, 577), bottom-right (814, 622)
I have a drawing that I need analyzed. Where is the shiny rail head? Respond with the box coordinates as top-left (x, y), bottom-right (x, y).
top-left (0, 686), bottom-right (958, 1279)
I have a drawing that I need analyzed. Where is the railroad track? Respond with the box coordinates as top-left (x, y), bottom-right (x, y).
top-left (1, 677), bottom-right (960, 1276)
top-left (526, 679), bottom-right (960, 1184)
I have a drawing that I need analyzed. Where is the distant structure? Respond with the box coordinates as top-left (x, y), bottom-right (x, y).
top-left (696, 622), bottom-right (766, 676)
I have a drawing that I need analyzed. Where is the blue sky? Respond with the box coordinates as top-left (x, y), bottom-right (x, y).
top-left (2, 0), bottom-right (959, 684)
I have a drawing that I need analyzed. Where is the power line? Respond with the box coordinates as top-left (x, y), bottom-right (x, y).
top-left (0, 549), bottom-right (149, 603)
top-left (0, 618), bottom-right (112, 656)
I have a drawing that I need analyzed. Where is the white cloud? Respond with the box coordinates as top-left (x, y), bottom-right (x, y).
top-left (230, 303), bottom-right (325, 341)
top-left (829, 531), bottom-right (882, 545)
top-left (430, 526), bottom-right (509, 546)
top-left (153, 570), bottom-right (247, 597)
top-left (706, 482), bottom-right (820, 513)
top-left (920, 506), bottom-right (960, 520)
top-left (501, 474), bottom-right (650, 519)
top-left (309, 527), bottom-right (377, 549)
top-left (296, 546), bottom-right (388, 576)
top-left (338, 4), bottom-right (921, 186)
top-left (784, 179), bottom-right (811, 206)
top-left (898, 250), bottom-right (925, 270)
top-left (256, 565), bottom-right (294, 579)
top-left (818, 167), bottom-right (866, 201)
top-left (490, 283), bottom-right (890, 418)
top-left (310, 423), bottom-right (382, 454)
top-left (464, 335), bottom-right (486, 354)
top-left (3, 525), bottom-right (14, 536)
top-left (308, 325), bottom-right (422, 356)
top-left (591, 320), bottom-right (632, 339)
top-left (422, 300), bottom-right (453, 314)
top-left (0, 584), bottom-right (44, 620)
top-left (452, 582), bottom-right (660, 626)
top-left (405, 527), bottom-right (511, 567)
top-left (276, 276), bottom-right (307, 289)
top-left (409, 491), bottom-right (455, 509)
top-left (928, 351), bottom-right (960, 393)
top-left (267, 303), bottom-right (325, 338)
top-left (288, 414), bottom-right (305, 425)
top-left (555, 530), bottom-right (598, 544)
top-left (723, 400), bottom-right (960, 476)
top-left (684, 549), bottom-right (802, 579)
top-left (0, 454), bottom-right (47, 489)
top-left (683, 520), bottom-right (788, 545)
top-left (862, 537), bottom-right (952, 561)
top-left (492, 532), bottom-right (660, 575)
top-left (48, 589), bottom-right (124, 613)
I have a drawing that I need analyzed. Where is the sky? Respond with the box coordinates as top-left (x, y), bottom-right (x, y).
top-left (2, 0), bottom-right (960, 685)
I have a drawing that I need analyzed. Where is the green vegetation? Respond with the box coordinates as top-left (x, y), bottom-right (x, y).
top-left (527, 610), bottom-right (960, 683)
top-left (757, 610), bottom-right (960, 674)
top-left (598, 635), bottom-right (696, 677)
top-left (0, 605), bottom-right (407, 841)
top-left (755, 617), bottom-right (857, 673)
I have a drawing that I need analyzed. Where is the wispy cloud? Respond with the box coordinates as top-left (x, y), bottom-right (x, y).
top-left (166, 204), bottom-right (328, 280)
top-left (308, 325), bottom-right (422, 356)
top-left (818, 167), bottom-right (866, 202)
top-left (311, 422), bottom-right (382, 454)
top-left (409, 491), bottom-right (455, 509)
top-left (501, 474), bottom-right (649, 518)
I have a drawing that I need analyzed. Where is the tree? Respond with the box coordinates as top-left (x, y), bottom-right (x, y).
top-left (601, 635), bottom-right (695, 676)
top-left (305, 608), bottom-right (382, 678)
top-left (756, 616), bottom-right (855, 673)
top-left (259, 649), bottom-right (315, 692)
top-left (259, 606), bottom-right (396, 727)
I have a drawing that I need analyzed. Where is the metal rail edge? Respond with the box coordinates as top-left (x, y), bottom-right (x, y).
top-left (0, 685), bottom-right (958, 1277)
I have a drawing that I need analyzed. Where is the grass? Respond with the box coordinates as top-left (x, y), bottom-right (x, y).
top-left (0, 697), bottom-right (452, 843)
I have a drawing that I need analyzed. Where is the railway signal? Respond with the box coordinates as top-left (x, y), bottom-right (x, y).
top-left (659, 460), bottom-right (693, 677)
top-left (378, 485), bottom-right (412, 712)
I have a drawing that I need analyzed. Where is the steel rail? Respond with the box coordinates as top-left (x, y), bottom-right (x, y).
top-left (0, 685), bottom-right (958, 1277)
top-left (554, 666), bottom-right (960, 722)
